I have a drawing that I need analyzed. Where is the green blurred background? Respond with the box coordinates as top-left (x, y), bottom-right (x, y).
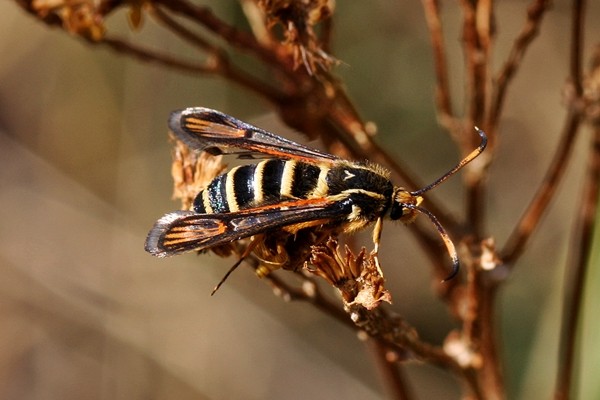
top-left (1, 1), bottom-right (599, 399)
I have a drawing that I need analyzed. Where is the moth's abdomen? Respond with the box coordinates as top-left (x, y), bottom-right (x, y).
top-left (193, 160), bottom-right (324, 214)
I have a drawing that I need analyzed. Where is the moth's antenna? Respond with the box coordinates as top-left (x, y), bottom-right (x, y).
top-left (403, 204), bottom-right (459, 282)
top-left (411, 127), bottom-right (487, 197)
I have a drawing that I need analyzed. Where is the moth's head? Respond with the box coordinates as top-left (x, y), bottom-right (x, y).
top-left (389, 188), bottom-right (423, 223)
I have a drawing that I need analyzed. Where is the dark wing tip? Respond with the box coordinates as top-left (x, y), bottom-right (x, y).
top-left (168, 107), bottom-right (236, 153)
top-left (168, 108), bottom-right (197, 149)
top-left (144, 211), bottom-right (196, 258)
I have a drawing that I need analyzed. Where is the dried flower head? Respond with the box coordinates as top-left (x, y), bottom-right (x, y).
top-left (309, 237), bottom-right (391, 310)
top-left (32, 0), bottom-right (105, 40)
top-left (582, 44), bottom-right (600, 127)
top-left (170, 134), bottom-right (227, 211)
top-left (258, 0), bottom-right (337, 73)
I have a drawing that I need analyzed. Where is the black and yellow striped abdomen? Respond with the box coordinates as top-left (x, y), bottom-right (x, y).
top-left (193, 159), bottom-right (325, 213)
top-left (193, 159), bottom-right (395, 223)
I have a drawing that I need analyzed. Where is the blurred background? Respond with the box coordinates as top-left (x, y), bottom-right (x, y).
top-left (1, 1), bottom-right (599, 399)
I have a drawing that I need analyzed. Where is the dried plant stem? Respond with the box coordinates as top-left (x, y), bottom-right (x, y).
top-left (501, 0), bottom-right (586, 266)
top-left (256, 258), bottom-right (478, 396)
top-left (472, 281), bottom-right (504, 399)
top-left (553, 1), bottom-right (592, 396)
top-left (262, 266), bottom-right (447, 362)
top-left (155, 0), bottom-right (284, 69)
top-left (366, 339), bottom-right (414, 400)
top-left (101, 37), bottom-right (214, 73)
top-left (568, 0), bottom-right (585, 97)
top-left (501, 110), bottom-right (582, 265)
top-left (261, 270), bottom-right (431, 399)
top-left (150, 4), bottom-right (220, 53)
top-left (350, 305), bottom-right (483, 398)
top-left (460, 0), bottom-right (492, 239)
top-left (488, 0), bottom-right (551, 140)
top-left (554, 125), bottom-right (600, 400)
top-left (421, 0), bottom-right (456, 130)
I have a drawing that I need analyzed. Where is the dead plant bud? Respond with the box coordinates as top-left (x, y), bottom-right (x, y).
top-left (443, 331), bottom-right (483, 369)
top-left (309, 238), bottom-right (391, 310)
top-left (582, 45), bottom-right (600, 127)
top-left (170, 134), bottom-right (226, 210)
top-left (258, 0), bottom-right (337, 73)
top-left (479, 238), bottom-right (500, 271)
top-left (32, 0), bottom-right (105, 40)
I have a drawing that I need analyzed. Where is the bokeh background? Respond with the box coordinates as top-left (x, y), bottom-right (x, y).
top-left (1, 1), bottom-right (599, 399)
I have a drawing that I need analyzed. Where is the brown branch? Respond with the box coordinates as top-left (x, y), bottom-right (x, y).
top-left (555, 125), bottom-right (599, 400)
top-left (462, 264), bottom-right (505, 399)
top-left (100, 36), bottom-right (281, 101)
top-left (569, 0), bottom-right (585, 98)
top-left (500, 0), bottom-right (586, 266)
top-left (366, 338), bottom-right (414, 400)
top-left (256, 259), bottom-right (476, 395)
top-left (459, 0), bottom-right (493, 240)
top-left (261, 270), bottom-right (352, 327)
top-left (150, 4), bottom-right (221, 53)
top-left (554, 3), bottom-right (593, 397)
top-left (155, 0), bottom-right (290, 72)
top-left (488, 0), bottom-right (551, 135)
top-left (101, 36), bottom-right (218, 74)
top-left (421, 0), bottom-right (456, 131)
top-left (263, 269), bottom-right (418, 399)
top-left (501, 110), bottom-right (582, 266)
top-left (349, 305), bottom-right (483, 398)
top-left (148, 5), bottom-right (286, 102)
top-left (459, 0), bottom-right (490, 130)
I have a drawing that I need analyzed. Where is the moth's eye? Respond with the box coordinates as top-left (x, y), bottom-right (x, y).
top-left (390, 202), bottom-right (403, 220)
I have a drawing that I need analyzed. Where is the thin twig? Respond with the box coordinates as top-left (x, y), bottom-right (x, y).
top-left (149, 5), bottom-right (286, 102)
top-left (257, 260), bottom-right (469, 390)
top-left (473, 280), bottom-right (505, 398)
top-left (555, 125), bottom-right (599, 400)
top-left (500, 0), bottom-right (586, 266)
top-left (101, 36), bottom-right (281, 101)
top-left (366, 338), bottom-right (414, 400)
top-left (101, 37), bottom-right (218, 74)
top-left (421, 0), bottom-right (456, 130)
top-left (554, 3), bottom-right (590, 398)
top-left (349, 305), bottom-right (483, 398)
top-left (488, 0), bottom-right (552, 138)
top-left (500, 111), bottom-right (582, 266)
top-left (460, 0), bottom-right (492, 239)
top-left (150, 4), bottom-right (221, 53)
top-left (569, 0), bottom-right (585, 98)
top-left (156, 0), bottom-right (292, 74)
